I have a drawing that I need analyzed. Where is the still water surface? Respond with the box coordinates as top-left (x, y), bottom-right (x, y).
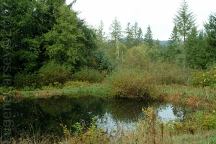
top-left (0, 96), bottom-right (185, 137)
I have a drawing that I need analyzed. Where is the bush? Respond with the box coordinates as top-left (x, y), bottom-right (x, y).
top-left (187, 111), bottom-right (216, 130)
top-left (122, 45), bottom-right (189, 85)
top-left (108, 69), bottom-right (158, 100)
top-left (73, 68), bottom-right (105, 83)
top-left (93, 50), bottom-right (113, 71)
top-left (191, 67), bottom-right (216, 87)
top-left (38, 61), bottom-right (71, 85)
top-left (14, 73), bottom-right (39, 88)
top-left (123, 45), bottom-right (150, 69)
top-left (150, 63), bottom-right (190, 85)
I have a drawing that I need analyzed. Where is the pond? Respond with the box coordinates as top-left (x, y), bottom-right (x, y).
top-left (0, 96), bottom-right (187, 138)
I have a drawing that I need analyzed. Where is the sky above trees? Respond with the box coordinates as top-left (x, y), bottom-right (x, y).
top-left (67, 0), bottom-right (216, 40)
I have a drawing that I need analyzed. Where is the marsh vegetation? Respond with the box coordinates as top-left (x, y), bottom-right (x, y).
top-left (1, 0), bottom-right (216, 143)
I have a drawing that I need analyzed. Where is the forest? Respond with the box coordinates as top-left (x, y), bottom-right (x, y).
top-left (1, 0), bottom-right (216, 143)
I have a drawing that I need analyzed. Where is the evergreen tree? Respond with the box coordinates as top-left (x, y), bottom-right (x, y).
top-left (44, 5), bottom-right (97, 69)
top-left (125, 22), bottom-right (143, 47)
top-left (97, 20), bottom-right (105, 41)
top-left (110, 18), bottom-right (122, 61)
top-left (144, 25), bottom-right (153, 47)
top-left (205, 13), bottom-right (216, 63)
top-left (110, 18), bottom-right (122, 42)
top-left (137, 27), bottom-right (143, 44)
top-left (133, 22), bottom-right (139, 39)
top-left (0, 0), bottom-right (98, 86)
top-left (170, 25), bottom-right (181, 44)
top-left (125, 22), bottom-right (134, 48)
top-left (0, 0), bottom-right (61, 75)
top-left (174, 0), bottom-right (195, 43)
top-left (133, 22), bottom-right (142, 46)
top-left (165, 25), bottom-right (183, 63)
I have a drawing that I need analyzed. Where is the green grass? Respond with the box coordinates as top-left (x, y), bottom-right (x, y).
top-left (12, 81), bottom-right (113, 99)
top-left (1, 81), bottom-right (216, 110)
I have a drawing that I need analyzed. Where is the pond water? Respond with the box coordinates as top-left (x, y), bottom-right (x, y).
top-left (0, 96), bottom-right (186, 138)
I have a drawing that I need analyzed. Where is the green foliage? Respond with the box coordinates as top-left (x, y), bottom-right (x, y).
top-left (125, 22), bottom-right (134, 48)
top-left (109, 18), bottom-right (125, 65)
top-left (123, 45), bottom-right (150, 69)
top-left (185, 29), bottom-right (209, 69)
top-left (110, 17), bottom-right (122, 42)
top-left (167, 11), bottom-right (215, 70)
top-left (65, 118), bottom-right (109, 144)
top-left (205, 13), bottom-right (216, 64)
top-left (96, 20), bottom-right (105, 41)
top-left (125, 22), bottom-right (143, 48)
top-left (92, 50), bottom-right (113, 71)
top-left (164, 42), bottom-right (186, 68)
top-left (122, 45), bottom-right (189, 85)
top-left (14, 73), bottom-right (39, 88)
top-left (63, 81), bottom-right (91, 88)
top-left (0, 87), bottom-right (14, 95)
top-left (0, 0), bottom-right (63, 75)
top-left (108, 69), bottom-right (158, 99)
top-left (0, 0), bottom-right (98, 86)
top-left (44, 5), bottom-right (97, 68)
top-left (38, 61), bottom-right (71, 85)
top-left (197, 112), bottom-right (216, 130)
top-left (191, 67), bottom-right (216, 87)
top-left (144, 25), bottom-right (154, 47)
top-left (73, 68), bottom-right (105, 83)
top-left (174, 0), bottom-right (196, 42)
top-left (170, 25), bottom-right (181, 43)
top-left (164, 26), bottom-right (184, 65)
top-left (165, 0), bottom-right (196, 68)
top-left (71, 122), bottom-right (83, 135)
top-left (150, 63), bottom-right (190, 85)
top-left (185, 111), bottom-right (216, 130)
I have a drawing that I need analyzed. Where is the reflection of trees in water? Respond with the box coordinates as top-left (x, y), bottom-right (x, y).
top-left (172, 105), bottom-right (199, 121)
top-left (0, 96), bottom-right (191, 139)
top-left (172, 106), bottom-right (185, 120)
top-left (0, 96), bottom-right (106, 137)
top-left (174, 106), bottom-right (198, 121)
top-left (152, 103), bottom-right (187, 121)
top-left (104, 99), bottom-right (151, 122)
top-left (157, 104), bottom-right (196, 121)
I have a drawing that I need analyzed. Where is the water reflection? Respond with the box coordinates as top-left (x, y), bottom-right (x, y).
top-left (0, 96), bottom-right (185, 138)
top-left (157, 104), bottom-right (184, 122)
top-left (96, 104), bottom-right (184, 135)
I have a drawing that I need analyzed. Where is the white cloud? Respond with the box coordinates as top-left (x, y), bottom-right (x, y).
top-left (67, 0), bottom-right (216, 40)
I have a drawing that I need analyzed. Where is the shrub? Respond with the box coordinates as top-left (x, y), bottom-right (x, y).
top-left (64, 119), bottom-right (109, 144)
top-left (150, 63), bottom-right (190, 85)
top-left (123, 45), bottom-right (150, 69)
top-left (191, 67), bottom-right (216, 87)
top-left (14, 73), bottom-right (39, 88)
top-left (73, 68), bottom-right (105, 83)
top-left (122, 45), bottom-right (190, 85)
top-left (64, 81), bottom-right (91, 88)
top-left (108, 69), bottom-right (158, 100)
top-left (93, 50), bottom-right (113, 71)
top-left (38, 61), bottom-right (71, 85)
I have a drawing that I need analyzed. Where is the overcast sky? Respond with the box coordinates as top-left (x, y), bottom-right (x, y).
top-left (66, 0), bottom-right (216, 40)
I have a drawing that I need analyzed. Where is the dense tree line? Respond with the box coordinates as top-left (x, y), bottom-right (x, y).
top-left (165, 0), bottom-right (216, 69)
top-left (1, 0), bottom-right (216, 87)
top-left (0, 0), bottom-right (108, 86)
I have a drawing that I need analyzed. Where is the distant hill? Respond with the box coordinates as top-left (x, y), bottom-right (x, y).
top-left (159, 40), bottom-right (170, 46)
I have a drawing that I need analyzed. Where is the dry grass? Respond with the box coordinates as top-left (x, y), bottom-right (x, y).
top-left (158, 85), bottom-right (216, 109)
